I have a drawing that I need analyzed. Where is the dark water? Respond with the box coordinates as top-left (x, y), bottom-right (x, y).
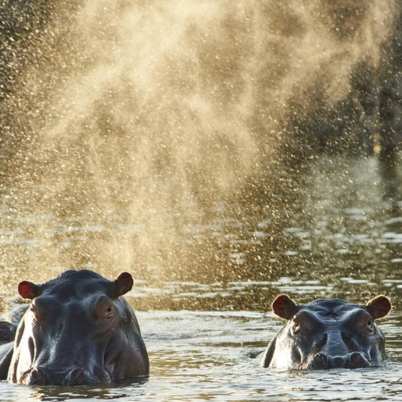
top-left (2, 155), bottom-right (402, 400)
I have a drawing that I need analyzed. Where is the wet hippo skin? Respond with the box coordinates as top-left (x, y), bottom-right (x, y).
top-left (262, 294), bottom-right (391, 370)
top-left (0, 270), bottom-right (149, 385)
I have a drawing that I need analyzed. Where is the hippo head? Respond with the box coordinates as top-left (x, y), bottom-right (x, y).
top-left (8, 270), bottom-right (149, 385)
top-left (262, 294), bottom-right (391, 370)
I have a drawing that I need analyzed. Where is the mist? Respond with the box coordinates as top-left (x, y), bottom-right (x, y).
top-left (0, 0), bottom-right (399, 284)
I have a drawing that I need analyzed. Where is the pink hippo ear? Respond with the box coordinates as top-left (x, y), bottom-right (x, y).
top-left (272, 294), bottom-right (298, 320)
top-left (113, 272), bottom-right (134, 298)
top-left (366, 295), bottom-right (391, 319)
top-left (18, 281), bottom-right (41, 299)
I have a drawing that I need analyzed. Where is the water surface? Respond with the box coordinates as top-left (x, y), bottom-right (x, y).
top-left (2, 155), bottom-right (402, 401)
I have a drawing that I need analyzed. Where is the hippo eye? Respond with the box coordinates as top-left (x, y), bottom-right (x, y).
top-left (94, 295), bottom-right (115, 321)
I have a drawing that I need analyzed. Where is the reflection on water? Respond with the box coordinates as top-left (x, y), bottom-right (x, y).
top-left (2, 155), bottom-right (402, 400)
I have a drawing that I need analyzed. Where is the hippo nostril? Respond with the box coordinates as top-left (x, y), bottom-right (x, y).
top-left (331, 356), bottom-right (346, 368)
top-left (27, 367), bottom-right (47, 385)
top-left (350, 352), bottom-right (362, 363)
top-left (93, 365), bottom-right (112, 384)
top-left (67, 368), bottom-right (86, 385)
top-left (310, 352), bottom-right (329, 369)
top-left (348, 352), bottom-right (370, 369)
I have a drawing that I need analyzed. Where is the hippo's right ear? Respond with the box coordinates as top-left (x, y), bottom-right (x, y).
top-left (366, 295), bottom-right (391, 319)
top-left (18, 281), bottom-right (41, 300)
top-left (272, 294), bottom-right (298, 320)
top-left (112, 272), bottom-right (134, 298)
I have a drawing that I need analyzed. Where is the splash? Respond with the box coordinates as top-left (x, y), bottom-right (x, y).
top-left (0, 0), bottom-right (399, 285)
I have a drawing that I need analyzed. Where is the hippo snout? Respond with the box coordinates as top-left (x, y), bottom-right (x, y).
top-left (64, 368), bottom-right (94, 385)
top-left (309, 352), bottom-right (370, 369)
top-left (309, 352), bottom-right (329, 369)
top-left (24, 366), bottom-right (110, 386)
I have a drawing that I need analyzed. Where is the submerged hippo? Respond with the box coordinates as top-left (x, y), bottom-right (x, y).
top-left (262, 294), bottom-right (391, 370)
top-left (0, 269), bottom-right (149, 385)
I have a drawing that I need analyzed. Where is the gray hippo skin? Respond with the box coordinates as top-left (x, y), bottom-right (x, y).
top-left (0, 270), bottom-right (149, 385)
top-left (262, 294), bottom-right (391, 370)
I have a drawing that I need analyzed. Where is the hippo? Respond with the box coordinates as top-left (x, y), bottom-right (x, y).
top-left (0, 269), bottom-right (149, 385)
top-left (262, 294), bottom-right (391, 370)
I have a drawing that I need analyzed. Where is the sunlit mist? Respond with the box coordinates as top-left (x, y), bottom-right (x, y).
top-left (0, 0), bottom-right (399, 290)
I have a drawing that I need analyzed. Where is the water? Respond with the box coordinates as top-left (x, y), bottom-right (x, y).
top-left (2, 155), bottom-right (402, 400)
top-left (1, 1), bottom-right (401, 399)
top-left (1, 311), bottom-right (402, 401)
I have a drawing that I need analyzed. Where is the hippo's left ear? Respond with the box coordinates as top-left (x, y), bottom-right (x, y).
top-left (113, 272), bottom-right (134, 298)
top-left (366, 295), bottom-right (391, 319)
top-left (272, 294), bottom-right (298, 320)
top-left (18, 281), bottom-right (41, 300)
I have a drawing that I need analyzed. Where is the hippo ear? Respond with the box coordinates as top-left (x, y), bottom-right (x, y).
top-left (18, 281), bottom-right (41, 299)
top-left (113, 272), bottom-right (134, 298)
top-left (272, 294), bottom-right (298, 320)
top-left (366, 295), bottom-right (391, 319)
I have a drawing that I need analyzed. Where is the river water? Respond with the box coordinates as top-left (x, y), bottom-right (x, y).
top-left (1, 155), bottom-right (402, 401)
